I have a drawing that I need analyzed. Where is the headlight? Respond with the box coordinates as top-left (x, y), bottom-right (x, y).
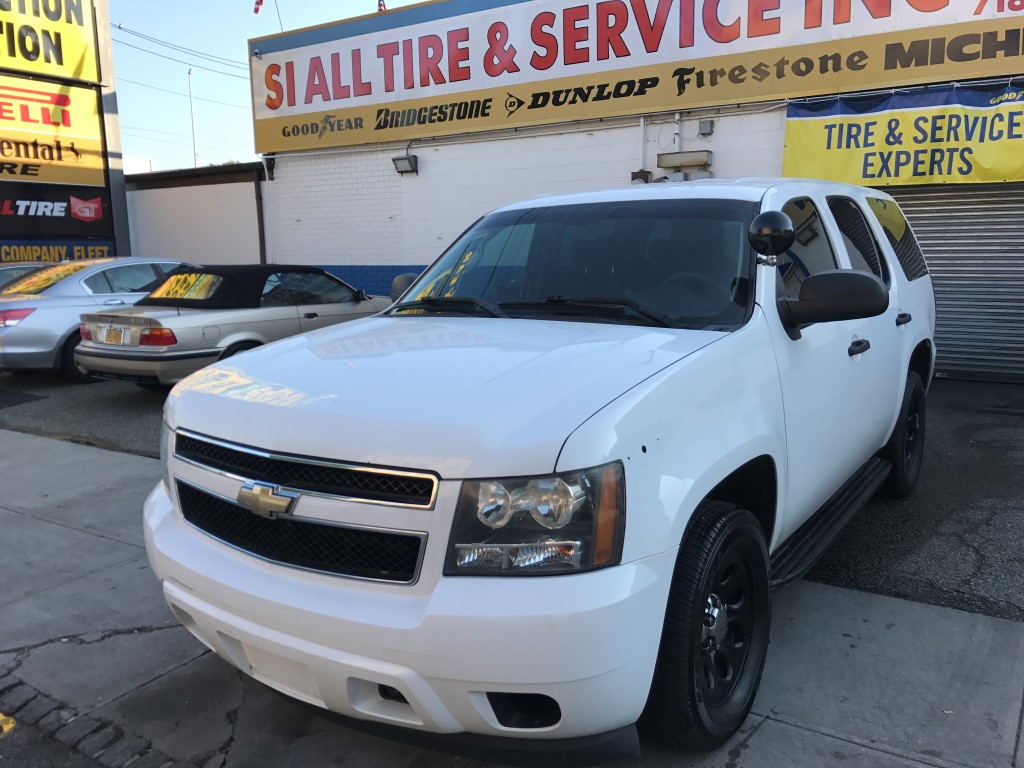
top-left (444, 462), bottom-right (625, 576)
top-left (159, 421), bottom-right (174, 492)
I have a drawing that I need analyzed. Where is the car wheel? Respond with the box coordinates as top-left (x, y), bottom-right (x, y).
top-left (60, 332), bottom-right (96, 384)
top-left (219, 342), bottom-right (260, 361)
top-left (882, 372), bottom-right (926, 497)
top-left (641, 501), bottom-right (771, 751)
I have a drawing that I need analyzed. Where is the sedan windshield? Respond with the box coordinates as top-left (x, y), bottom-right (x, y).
top-left (394, 198), bottom-right (757, 329)
top-left (1, 262), bottom-right (92, 295)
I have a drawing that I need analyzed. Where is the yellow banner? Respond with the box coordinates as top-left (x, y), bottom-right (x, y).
top-left (251, 0), bottom-right (1024, 153)
top-left (0, 0), bottom-right (98, 82)
top-left (0, 72), bottom-right (105, 186)
top-left (783, 85), bottom-right (1024, 186)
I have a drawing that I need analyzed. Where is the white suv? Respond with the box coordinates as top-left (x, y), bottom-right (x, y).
top-left (146, 179), bottom-right (935, 761)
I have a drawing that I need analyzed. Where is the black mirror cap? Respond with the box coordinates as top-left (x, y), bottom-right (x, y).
top-left (779, 270), bottom-right (889, 328)
top-left (749, 211), bottom-right (795, 256)
top-left (390, 272), bottom-right (418, 303)
top-left (354, 288), bottom-right (369, 302)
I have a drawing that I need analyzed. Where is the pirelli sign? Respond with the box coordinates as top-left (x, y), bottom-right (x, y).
top-left (249, 0), bottom-right (1024, 154)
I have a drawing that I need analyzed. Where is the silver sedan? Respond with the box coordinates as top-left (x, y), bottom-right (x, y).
top-left (0, 262), bottom-right (48, 290)
top-left (76, 264), bottom-right (391, 387)
top-left (0, 257), bottom-right (183, 381)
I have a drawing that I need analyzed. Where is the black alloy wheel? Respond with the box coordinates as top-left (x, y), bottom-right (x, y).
top-left (882, 372), bottom-right (926, 497)
top-left (641, 500), bottom-right (771, 751)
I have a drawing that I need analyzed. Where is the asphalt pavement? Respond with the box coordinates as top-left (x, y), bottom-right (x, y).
top-left (0, 376), bottom-right (1023, 767)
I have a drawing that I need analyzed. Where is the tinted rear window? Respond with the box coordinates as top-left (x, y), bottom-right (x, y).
top-left (865, 198), bottom-right (928, 281)
top-left (0, 262), bottom-right (92, 295)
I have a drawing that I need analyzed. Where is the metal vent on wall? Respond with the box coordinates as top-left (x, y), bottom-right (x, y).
top-left (883, 183), bottom-right (1024, 381)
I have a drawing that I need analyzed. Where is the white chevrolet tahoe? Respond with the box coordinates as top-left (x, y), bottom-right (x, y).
top-left (146, 179), bottom-right (935, 763)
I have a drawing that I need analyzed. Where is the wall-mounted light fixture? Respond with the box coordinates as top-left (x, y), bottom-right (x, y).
top-left (392, 155), bottom-right (418, 175)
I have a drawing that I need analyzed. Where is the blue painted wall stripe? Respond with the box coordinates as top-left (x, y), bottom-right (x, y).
top-left (324, 264), bottom-right (426, 298)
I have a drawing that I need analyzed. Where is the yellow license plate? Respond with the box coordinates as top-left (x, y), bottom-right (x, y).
top-left (102, 327), bottom-right (127, 345)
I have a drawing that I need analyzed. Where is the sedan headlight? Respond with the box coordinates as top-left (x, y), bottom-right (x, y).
top-left (444, 462), bottom-right (625, 576)
top-left (159, 421), bottom-right (174, 492)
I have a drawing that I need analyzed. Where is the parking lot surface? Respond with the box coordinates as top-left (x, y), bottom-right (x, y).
top-left (1, 374), bottom-right (1023, 767)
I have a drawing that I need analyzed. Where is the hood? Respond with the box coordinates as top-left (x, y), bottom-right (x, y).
top-left (167, 316), bottom-right (724, 478)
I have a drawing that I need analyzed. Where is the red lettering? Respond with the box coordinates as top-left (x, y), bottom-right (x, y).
top-left (680, 0), bottom-right (695, 48)
top-left (351, 50), bottom-right (372, 97)
top-left (418, 34), bottom-right (445, 86)
top-left (0, 102), bottom-right (12, 120)
top-left (906, 0), bottom-right (948, 8)
top-left (749, 0), bottom-right (781, 36)
top-left (1, 200), bottom-right (13, 215)
top-left (264, 65), bottom-right (283, 109)
top-left (630, 0), bottom-right (672, 53)
top-left (834, 0), bottom-right (892, 24)
top-left (377, 42), bottom-right (400, 93)
top-left (304, 57), bottom-right (330, 105)
top-left (284, 61), bottom-right (296, 107)
top-left (703, 0), bottom-right (740, 43)
top-left (530, 12), bottom-right (558, 70)
top-left (330, 53), bottom-right (351, 99)
top-left (402, 39), bottom-right (415, 89)
top-left (804, 0), bottom-right (823, 28)
top-left (563, 5), bottom-right (590, 65)
top-left (596, 1), bottom-right (630, 60)
top-left (448, 28), bottom-right (470, 82)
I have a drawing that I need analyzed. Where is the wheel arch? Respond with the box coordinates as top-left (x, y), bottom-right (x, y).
top-left (701, 455), bottom-right (778, 547)
top-left (909, 339), bottom-right (934, 391)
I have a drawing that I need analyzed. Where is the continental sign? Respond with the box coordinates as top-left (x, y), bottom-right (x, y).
top-left (249, 0), bottom-right (1024, 153)
top-left (783, 85), bottom-right (1024, 185)
top-left (0, 0), bottom-right (98, 82)
top-left (0, 72), bottom-right (105, 186)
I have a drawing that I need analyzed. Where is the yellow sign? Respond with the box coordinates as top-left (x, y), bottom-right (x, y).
top-left (250, 0), bottom-right (1024, 153)
top-left (0, 73), bottom-right (105, 186)
top-left (783, 85), bottom-right (1024, 186)
top-left (0, 0), bottom-right (98, 82)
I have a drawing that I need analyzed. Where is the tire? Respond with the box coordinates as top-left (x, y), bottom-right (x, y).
top-left (218, 342), bottom-right (259, 361)
top-left (60, 332), bottom-right (96, 384)
top-left (881, 372), bottom-right (926, 497)
top-left (641, 501), bottom-right (771, 751)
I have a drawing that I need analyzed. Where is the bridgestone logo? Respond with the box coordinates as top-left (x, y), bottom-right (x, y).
top-left (375, 99), bottom-right (492, 131)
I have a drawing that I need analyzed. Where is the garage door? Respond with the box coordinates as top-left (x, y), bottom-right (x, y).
top-left (885, 183), bottom-right (1024, 381)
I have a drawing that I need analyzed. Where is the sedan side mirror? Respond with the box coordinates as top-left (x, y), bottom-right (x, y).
top-left (778, 270), bottom-right (889, 333)
top-left (390, 272), bottom-right (418, 303)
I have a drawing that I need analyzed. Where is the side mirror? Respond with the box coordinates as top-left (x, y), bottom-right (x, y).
top-left (749, 211), bottom-right (795, 256)
top-left (354, 288), bottom-right (369, 302)
top-left (779, 270), bottom-right (889, 331)
top-left (390, 272), bottom-right (418, 303)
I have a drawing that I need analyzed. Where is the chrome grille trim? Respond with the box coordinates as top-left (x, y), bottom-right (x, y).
top-left (173, 428), bottom-right (439, 509)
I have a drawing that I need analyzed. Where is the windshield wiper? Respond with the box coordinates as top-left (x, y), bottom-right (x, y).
top-left (500, 296), bottom-right (678, 328)
top-left (392, 296), bottom-right (507, 318)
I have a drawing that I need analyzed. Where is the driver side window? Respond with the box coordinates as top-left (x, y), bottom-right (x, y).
top-left (776, 198), bottom-right (839, 301)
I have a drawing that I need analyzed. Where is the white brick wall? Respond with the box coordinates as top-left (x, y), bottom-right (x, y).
top-left (265, 110), bottom-right (786, 269)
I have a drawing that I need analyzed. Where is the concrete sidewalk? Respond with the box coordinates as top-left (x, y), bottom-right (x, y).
top-left (1, 429), bottom-right (1022, 768)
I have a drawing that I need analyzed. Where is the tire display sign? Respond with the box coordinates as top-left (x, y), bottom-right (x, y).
top-left (0, 0), bottom-right (99, 83)
top-left (249, 0), bottom-right (1023, 153)
top-left (0, 181), bottom-right (113, 237)
top-left (0, 72), bottom-right (106, 186)
top-left (783, 85), bottom-right (1024, 186)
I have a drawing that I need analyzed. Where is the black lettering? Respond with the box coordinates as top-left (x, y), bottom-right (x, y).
top-left (885, 39), bottom-right (929, 70)
top-left (982, 29), bottom-right (1022, 59)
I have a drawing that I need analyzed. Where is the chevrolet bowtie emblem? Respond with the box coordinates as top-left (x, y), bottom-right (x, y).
top-left (236, 482), bottom-right (298, 519)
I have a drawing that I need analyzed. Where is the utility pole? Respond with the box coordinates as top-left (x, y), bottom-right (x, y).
top-left (187, 68), bottom-right (198, 168)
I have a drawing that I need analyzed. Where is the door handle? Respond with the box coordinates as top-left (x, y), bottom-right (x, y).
top-left (848, 339), bottom-right (871, 357)
top-left (102, 299), bottom-right (125, 305)
top-left (896, 312), bottom-right (912, 327)
top-left (303, 312), bottom-right (319, 319)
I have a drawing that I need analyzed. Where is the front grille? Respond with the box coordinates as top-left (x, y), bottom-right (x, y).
top-left (177, 482), bottom-right (424, 583)
top-left (175, 432), bottom-right (437, 508)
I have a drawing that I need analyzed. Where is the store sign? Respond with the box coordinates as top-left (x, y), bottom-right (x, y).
top-left (0, 73), bottom-right (106, 186)
top-left (249, 0), bottom-right (1024, 153)
top-left (0, 238), bottom-right (113, 261)
top-left (0, 181), bottom-right (113, 237)
top-left (0, 0), bottom-right (99, 82)
top-left (783, 85), bottom-right (1024, 185)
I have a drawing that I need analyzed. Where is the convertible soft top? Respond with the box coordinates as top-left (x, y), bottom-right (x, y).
top-left (136, 264), bottom-right (337, 309)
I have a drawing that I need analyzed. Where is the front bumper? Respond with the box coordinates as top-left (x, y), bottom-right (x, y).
top-left (144, 481), bottom-right (675, 743)
top-left (75, 346), bottom-right (219, 385)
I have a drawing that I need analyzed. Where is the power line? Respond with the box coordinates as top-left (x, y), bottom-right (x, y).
top-left (112, 37), bottom-right (249, 80)
top-left (121, 129), bottom-right (251, 154)
top-left (116, 76), bottom-right (251, 110)
top-left (111, 23), bottom-right (248, 69)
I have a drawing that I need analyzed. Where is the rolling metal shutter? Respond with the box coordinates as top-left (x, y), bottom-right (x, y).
top-left (884, 183), bottom-right (1024, 381)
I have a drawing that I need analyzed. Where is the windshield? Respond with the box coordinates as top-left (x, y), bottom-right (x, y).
top-left (0, 262), bottom-right (92, 295)
top-left (395, 198), bottom-right (757, 329)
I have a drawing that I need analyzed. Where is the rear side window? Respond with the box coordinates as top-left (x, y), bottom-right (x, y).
top-left (89, 264), bottom-right (162, 294)
top-left (827, 197), bottom-right (889, 284)
top-left (865, 198), bottom-right (928, 281)
top-left (148, 272), bottom-right (224, 300)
